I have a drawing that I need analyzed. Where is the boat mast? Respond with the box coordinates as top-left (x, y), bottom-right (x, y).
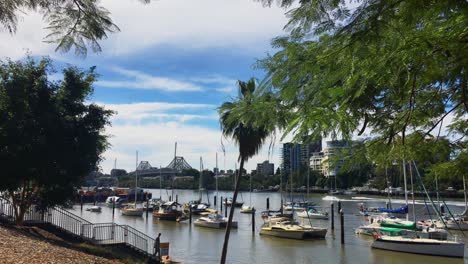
top-left (172, 142), bottom-right (176, 200)
top-left (159, 165), bottom-right (162, 199)
top-left (199, 156), bottom-right (203, 202)
top-left (135, 150), bottom-right (138, 205)
top-left (216, 152), bottom-right (219, 204)
top-left (435, 173), bottom-right (440, 213)
top-left (249, 167), bottom-right (252, 206)
top-left (307, 143), bottom-right (310, 198)
top-left (402, 159), bottom-right (409, 221)
top-left (409, 161), bottom-right (416, 222)
top-left (464, 176), bottom-right (467, 215)
top-left (385, 165), bottom-right (392, 208)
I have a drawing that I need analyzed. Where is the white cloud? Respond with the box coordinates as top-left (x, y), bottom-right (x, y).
top-left (97, 67), bottom-right (204, 91)
top-left (95, 101), bottom-right (216, 123)
top-left (0, 0), bottom-right (288, 59)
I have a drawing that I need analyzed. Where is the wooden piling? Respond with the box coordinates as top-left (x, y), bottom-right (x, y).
top-left (80, 195), bottom-right (83, 211)
top-left (220, 196), bottom-right (223, 212)
top-left (169, 195), bottom-right (172, 202)
top-left (340, 209), bottom-right (344, 245)
top-left (189, 205), bottom-right (192, 224)
top-left (337, 201), bottom-right (341, 214)
top-left (112, 199), bottom-right (115, 220)
top-left (331, 203), bottom-right (334, 230)
top-left (266, 198), bottom-right (270, 210)
top-left (252, 210), bottom-right (255, 233)
top-left (176, 195), bottom-right (178, 203)
top-left (146, 199), bottom-right (149, 218)
top-left (214, 195), bottom-right (217, 206)
top-left (224, 198), bottom-right (228, 217)
top-left (280, 199), bottom-right (283, 214)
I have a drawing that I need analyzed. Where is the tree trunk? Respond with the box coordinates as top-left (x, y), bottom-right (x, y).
top-left (220, 157), bottom-right (244, 264)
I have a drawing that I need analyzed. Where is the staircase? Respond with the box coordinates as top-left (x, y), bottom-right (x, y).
top-left (0, 197), bottom-right (156, 258)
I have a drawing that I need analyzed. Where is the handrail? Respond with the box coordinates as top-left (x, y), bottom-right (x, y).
top-left (0, 196), bottom-right (155, 256)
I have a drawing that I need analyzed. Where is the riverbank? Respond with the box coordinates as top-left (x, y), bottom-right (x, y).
top-left (0, 225), bottom-right (136, 264)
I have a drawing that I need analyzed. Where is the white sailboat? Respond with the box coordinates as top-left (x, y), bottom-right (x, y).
top-left (121, 151), bottom-right (144, 217)
top-left (259, 217), bottom-right (327, 239)
top-left (240, 167), bottom-right (255, 214)
top-left (194, 213), bottom-right (237, 229)
top-left (370, 161), bottom-right (464, 258)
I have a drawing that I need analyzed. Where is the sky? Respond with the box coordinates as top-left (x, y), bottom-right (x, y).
top-left (0, 0), bottom-right (292, 173)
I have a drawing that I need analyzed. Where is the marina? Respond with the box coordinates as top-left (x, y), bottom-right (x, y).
top-left (69, 189), bottom-right (468, 263)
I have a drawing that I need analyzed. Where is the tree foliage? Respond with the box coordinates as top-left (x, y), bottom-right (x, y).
top-left (0, 0), bottom-right (150, 56)
top-left (0, 57), bottom-right (113, 224)
top-left (255, 0), bottom-right (467, 178)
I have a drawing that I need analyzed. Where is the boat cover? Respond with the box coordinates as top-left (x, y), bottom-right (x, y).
top-left (377, 205), bottom-right (408, 214)
top-left (380, 221), bottom-right (417, 230)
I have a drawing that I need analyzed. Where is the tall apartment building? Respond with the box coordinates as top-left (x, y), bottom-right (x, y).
top-left (281, 140), bottom-right (322, 176)
top-left (256, 160), bottom-right (274, 176)
top-left (309, 140), bottom-right (352, 177)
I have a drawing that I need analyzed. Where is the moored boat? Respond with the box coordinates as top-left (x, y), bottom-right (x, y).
top-left (85, 205), bottom-right (102, 212)
top-left (240, 205), bottom-right (255, 214)
top-left (154, 201), bottom-right (183, 221)
top-left (259, 217), bottom-right (327, 239)
top-left (372, 234), bottom-right (464, 258)
top-left (194, 213), bottom-right (237, 229)
top-left (296, 207), bottom-right (328, 220)
top-left (105, 196), bottom-right (127, 208)
top-left (121, 205), bottom-right (144, 216)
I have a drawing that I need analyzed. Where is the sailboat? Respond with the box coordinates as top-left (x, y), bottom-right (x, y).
top-left (188, 157), bottom-right (211, 215)
top-left (121, 151), bottom-right (144, 217)
top-left (259, 216), bottom-right (327, 239)
top-left (370, 160), bottom-right (464, 258)
top-left (240, 168), bottom-right (255, 213)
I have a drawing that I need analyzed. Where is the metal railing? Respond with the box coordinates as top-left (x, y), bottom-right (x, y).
top-left (0, 197), bottom-right (155, 256)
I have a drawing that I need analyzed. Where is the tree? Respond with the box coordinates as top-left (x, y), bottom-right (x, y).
top-left (255, 0), bottom-right (467, 176)
top-left (0, 0), bottom-right (150, 56)
top-left (0, 57), bottom-right (113, 225)
top-left (218, 78), bottom-right (281, 264)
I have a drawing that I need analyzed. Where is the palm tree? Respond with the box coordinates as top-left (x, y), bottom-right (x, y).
top-left (218, 78), bottom-right (275, 264)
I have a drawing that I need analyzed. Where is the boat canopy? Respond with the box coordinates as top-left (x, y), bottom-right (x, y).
top-left (380, 221), bottom-right (417, 230)
top-left (380, 227), bottom-right (403, 236)
top-left (377, 205), bottom-right (408, 214)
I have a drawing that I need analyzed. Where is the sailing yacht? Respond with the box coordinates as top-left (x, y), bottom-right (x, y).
top-left (240, 169), bottom-right (255, 214)
top-left (121, 151), bottom-right (144, 217)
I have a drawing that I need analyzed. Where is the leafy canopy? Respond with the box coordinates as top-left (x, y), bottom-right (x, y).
top-left (257, 0), bottom-right (467, 146)
top-left (0, 57), bottom-right (113, 220)
top-left (0, 0), bottom-right (150, 56)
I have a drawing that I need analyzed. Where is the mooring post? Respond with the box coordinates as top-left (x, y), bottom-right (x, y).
top-left (440, 204), bottom-right (445, 214)
top-left (280, 199), bottom-right (283, 214)
top-left (176, 195), bottom-right (178, 203)
top-left (220, 196), bottom-right (223, 212)
top-left (252, 210), bottom-right (255, 233)
top-left (340, 209), bottom-right (344, 245)
top-left (146, 199), bottom-right (149, 218)
top-left (224, 198), bottom-right (228, 217)
top-left (189, 205), bottom-right (192, 224)
top-left (266, 198), bottom-right (270, 210)
top-left (337, 200), bottom-right (341, 214)
top-left (169, 195), bottom-right (172, 202)
top-left (331, 203), bottom-right (334, 230)
top-left (80, 195), bottom-right (83, 211)
top-left (214, 195), bottom-right (217, 206)
top-left (386, 202), bottom-right (389, 209)
top-left (94, 195), bottom-right (96, 205)
top-left (112, 199), bottom-right (115, 220)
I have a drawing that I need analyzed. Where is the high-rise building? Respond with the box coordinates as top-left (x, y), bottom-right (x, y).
top-left (281, 140), bottom-right (322, 176)
top-left (256, 160), bottom-right (274, 176)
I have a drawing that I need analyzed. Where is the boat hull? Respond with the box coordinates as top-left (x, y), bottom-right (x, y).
top-left (372, 237), bottom-right (465, 258)
top-left (260, 228), bottom-right (327, 240)
top-left (194, 221), bottom-right (238, 229)
top-left (296, 211), bottom-right (328, 220)
top-left (121, 209), bottom-right (144, 216)
top-left (154, 212), bottom-right (182, 221)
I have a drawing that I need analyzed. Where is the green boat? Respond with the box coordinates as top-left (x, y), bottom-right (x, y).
top-left (380, 221), bottom-right (418, 230)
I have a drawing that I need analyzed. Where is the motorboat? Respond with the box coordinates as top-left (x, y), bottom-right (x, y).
top-left (283, 201), bottom-right (315, 212)
top-left (121, 205), bottom-right (144, 216)
top-left (259, 217), bottom-right (327, 239)
top-left (105, 196), bottom-right (127, 208)
top-left (144, 198), bottom-right (164, 212)
top-left (296, 207), bottom-right (328, 220)
top-left (224, 198), bottom-right (244, 207)
top-left (240, 205), bottom-right (256, 214)
top-left (153, 201), bottom-right (183, 221)
top-left (186, 200), bottom-right (210, 215)
top-left (85, 205), bottom-right (101, 212)
top-left (372, 232), bottom-right (464, 258)
top-left (194, 213), bottom-right (237, 229)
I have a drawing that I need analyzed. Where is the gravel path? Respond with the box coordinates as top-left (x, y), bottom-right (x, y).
top-left (0, 226), bottom-right (123, 264)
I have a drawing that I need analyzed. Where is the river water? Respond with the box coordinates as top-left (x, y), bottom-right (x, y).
top-left (70, 189), bottom-right (467, 264)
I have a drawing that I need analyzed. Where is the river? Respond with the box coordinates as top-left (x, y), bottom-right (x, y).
top-left (70, 189), bottom-right (467, 264)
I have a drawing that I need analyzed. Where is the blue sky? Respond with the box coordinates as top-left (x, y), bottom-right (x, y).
top-left (0, 0), bottom-right (291, 173)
